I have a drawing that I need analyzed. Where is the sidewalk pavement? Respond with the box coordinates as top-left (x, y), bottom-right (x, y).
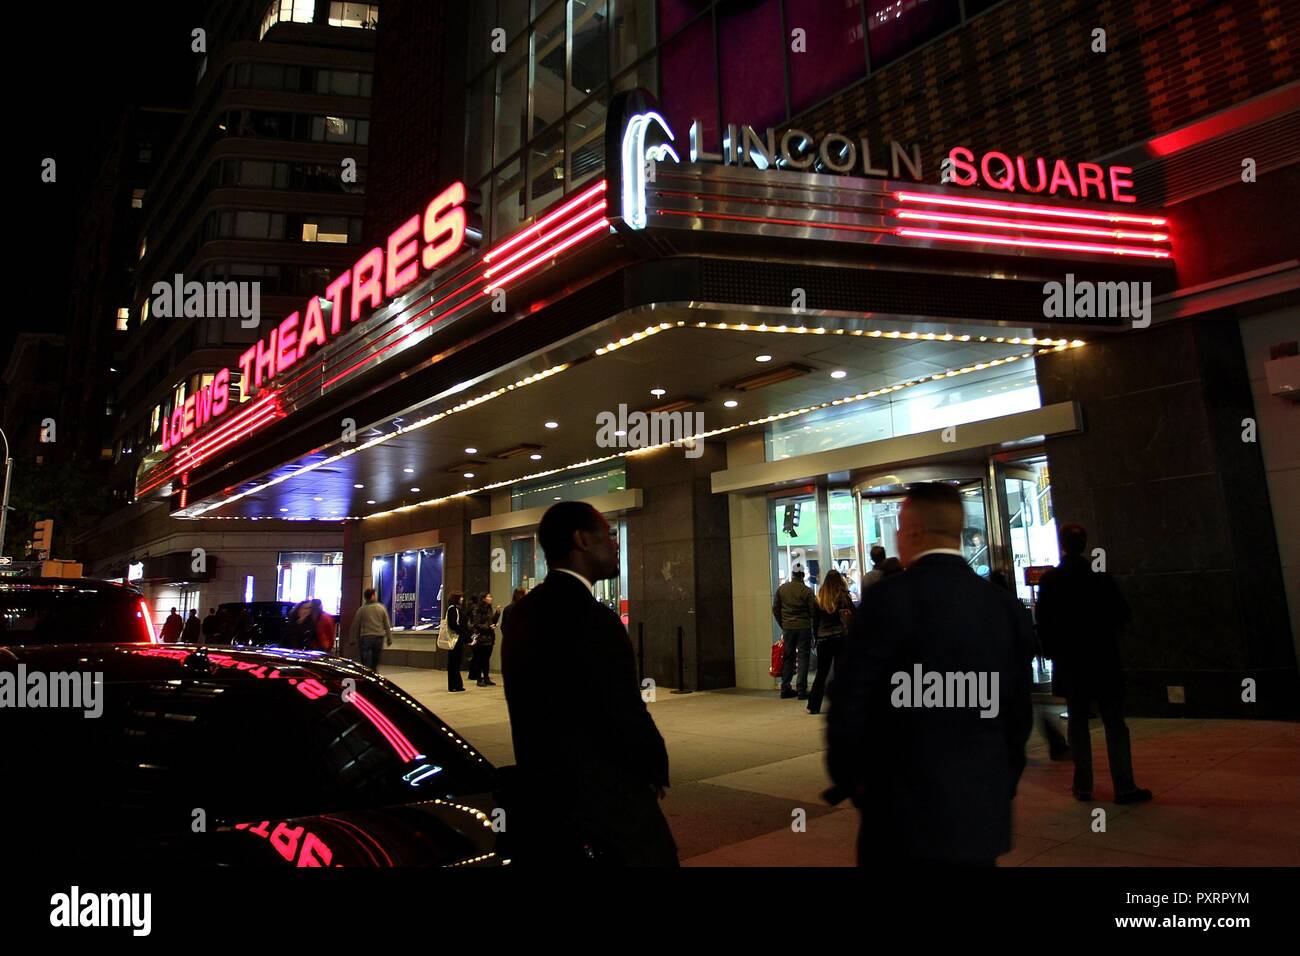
top-left (381, 666), bottom-right (1300, 867)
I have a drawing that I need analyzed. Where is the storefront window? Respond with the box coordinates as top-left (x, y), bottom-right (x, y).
top-left (828, 489), bottom-right (861, 602)
top-left (369, 546), bottom-right (445, 631)
top-left (511, 464), bottom-right (626, 511)
top-left (773, 492), bottom-right (821, 590)
top-left (277, 551), bottom-right (344, 615)
top-left (1005, 457), bottom-right (1058, 604)
top-left (766, 361), bottom-right (1041, 462)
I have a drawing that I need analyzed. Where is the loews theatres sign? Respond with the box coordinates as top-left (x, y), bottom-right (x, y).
top-left (159, 181), bottom-right (476, 452)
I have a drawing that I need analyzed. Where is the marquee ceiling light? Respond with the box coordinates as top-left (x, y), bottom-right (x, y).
top-left (724, 400), bottom-right (739, 407)
top-left (894, 191), bottom-right (1167, 227)
top-left (354, 483), bottom-right (364, 488)
top-left (182, 320), bottom-right (1079, 520)
top-left (464, 447), bottom-right (477, 454)
top-left (831, 370), bottom-right (847, 379)
top-left (896, 226), bottom-right (1171, 259)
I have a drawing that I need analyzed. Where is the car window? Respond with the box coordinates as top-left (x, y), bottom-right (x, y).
top-left (7, 657), bottom-right (496, 835)
top-left (0, 589), bottom-right (144, 645)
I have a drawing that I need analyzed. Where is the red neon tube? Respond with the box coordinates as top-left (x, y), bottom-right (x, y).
top-left (895, 226), bottom-right (1171, 259)
top-left (484, 179), bottom-right (607, 264)
top-left (893, 209), bottom-right (1169, 242)
top-left (894, 191), bottom-right (1167, 226)
top-left (483, 201), bottom-right (608, 278)
top-left (482, 217), bottom-right (613, 293)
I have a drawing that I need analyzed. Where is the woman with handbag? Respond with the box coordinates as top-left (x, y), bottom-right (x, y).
top-left (442, 592), bottom-right (467, 692)
top-left (808, 569), bottom-right (853, 715)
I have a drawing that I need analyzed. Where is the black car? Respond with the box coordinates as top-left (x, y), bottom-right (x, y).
top-left (3, 643), bottom-right (513, 866)
top-left (0, 577), bottom-right (156, 646)
top-left (214, 600), bottom-right (297, 647)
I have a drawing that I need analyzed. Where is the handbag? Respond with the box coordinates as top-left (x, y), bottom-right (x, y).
top-left (436, 613), bottom-right (457, 651)
top-left (769, 638), bottom-right (785, 678)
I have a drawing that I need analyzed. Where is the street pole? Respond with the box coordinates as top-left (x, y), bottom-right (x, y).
top-left (0, 427), bottom-right (12, 559)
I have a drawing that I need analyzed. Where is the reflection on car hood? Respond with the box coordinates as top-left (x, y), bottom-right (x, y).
top-left (211, 795), bottom-right (507, 867)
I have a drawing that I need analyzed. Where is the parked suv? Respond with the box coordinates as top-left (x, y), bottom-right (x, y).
top-left (0, 577), bottom-right (155, 646)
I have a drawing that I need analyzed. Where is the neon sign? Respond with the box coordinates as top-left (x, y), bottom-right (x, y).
top-left (945, 147), bottom-right (1137, 204)
top-left (159, 180), bottom-right (474, 454)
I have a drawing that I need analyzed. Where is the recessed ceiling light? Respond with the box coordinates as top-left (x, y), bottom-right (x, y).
top-left (354, 483), bottom-right (364, 488)
top-left (279, 507), bottom-right (288, 513)
top-left (831, 369), bottom-right (847, 379)
top-left (463, 472), bottom-right (475, 478)
top-left (403, 467), bottom-right (415, 473)
top-left (755, 354), bottom-right (772, 363)
top-left (411, 487), bottom-right (421, 493)
top-left (529, 453), bottom-right (542, 460)
top-left (544, 421), bottom-right (559, 429)
top-left (553, 496), bottom-right (561, 500)
top-left (366, 499), bottom-right (376, 505)
top-left (313, 496), bottom-right (323, 501)
top-left (724, 400), bottom-right (739, 408)
top-left (650, 388), bottom-right (666, 397)
top-left (464, 447), bottom-right (477, 454)
top-left (614, 429), bottom-right (626, 437)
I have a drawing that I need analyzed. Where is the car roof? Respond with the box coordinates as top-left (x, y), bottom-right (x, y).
top-left (0, 577), bottom-right (142, 596)
top-left (0, 642), bottom-right (381, 687)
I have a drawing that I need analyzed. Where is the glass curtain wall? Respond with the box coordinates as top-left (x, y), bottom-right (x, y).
top-left (368, 546), bottom-right (445, 631)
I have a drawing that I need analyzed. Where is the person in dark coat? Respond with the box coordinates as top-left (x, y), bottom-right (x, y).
top-left (827, 482), bottom-right (1035, 866)
top-left (467, 593), bottom-right (499, 686)
top-left (180, 608), bottom-right (202, 644)
top-left (160, 607), bottom-right (184, 643)
top-left (444, 592), bottom-right (467, 692)
top-left (201, 607), bottom-right (220, 639)
top-left (1036, 523), bottom-right (1151, 804)
top-left (501, 501), bottom-right (677, 866)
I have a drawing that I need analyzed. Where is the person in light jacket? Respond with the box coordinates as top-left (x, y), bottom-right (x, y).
top-left (349, 588), bottom-right (392, 671)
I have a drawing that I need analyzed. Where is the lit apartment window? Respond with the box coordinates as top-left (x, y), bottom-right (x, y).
top-left (116, 307), bottom-right (130, 331)
top-left (260, 0), bottom-right (315, 39)
top-left (301, 217), bottom-right (349, 243)
top-left (131, 189), bottom-right (145, 209)
top-left (328, 2), bottom-right (378, 29)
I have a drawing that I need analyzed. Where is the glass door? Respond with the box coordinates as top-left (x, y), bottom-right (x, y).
top-left (772, 491), bottom-right (822, 591)
top-left (853, 467), bottom-right (990, 579)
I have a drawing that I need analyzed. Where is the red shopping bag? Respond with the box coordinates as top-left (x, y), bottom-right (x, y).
top-left (769, 638), bottom-right (785, 678)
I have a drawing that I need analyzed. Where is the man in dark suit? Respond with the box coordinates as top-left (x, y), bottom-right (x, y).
top-left (500, 501), bottom-right (677, 866)
top-left (827, 482), bottom-right (1035, 866)
top-left (1036, 523), bottom-right (1151, 804)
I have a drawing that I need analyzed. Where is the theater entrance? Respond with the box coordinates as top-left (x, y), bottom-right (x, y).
top-left (770, 455), bottom-right (1059, 607)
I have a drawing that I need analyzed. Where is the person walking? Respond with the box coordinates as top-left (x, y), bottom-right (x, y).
top-left (160, 607), bottom-right (184, 643)
top-left (827, 482), bottom-right (1035, 866)
top-left (807, 569), bottom-right (853, 716)
top-left (1036, 523), bottom-right (1152, 804)
top-left (467, 593), bottom-right (499, 686)
top-left (201, 607), bottom-right (220, 639)
top-left (860, 545), bottom-right (888, 594)
top-left (501, 501), bottom-right (676, 866)
top-left (991, 570), bottom-right (1069, 760)
top-left (180, 608), bottom-right (202, 644)
top-left (444, 592), bottom-right (468, 692)
top-left (773, 569), bottom-right (817, 700)
top-left (348, 588), bottom-right (392, 672)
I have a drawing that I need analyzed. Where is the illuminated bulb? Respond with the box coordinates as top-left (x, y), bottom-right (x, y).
top-left (354, 483), bottom-right (364, 488)
top-left (367, 499), bottom-right (376, 505)
top-left (411, 487), bottom-right (421, 493)
top-left (755, 354), bottom-right (772, 363)
top-left (529, 453), bottom-right (542, 460)
top-left (465, 447), bottom-right (477, 454)
top-left (650, 388), bottom-right (666, 397)
top-left (724, 400), bottom-right (738, 408)
top-left (831, 370), bottom-right (847, 379)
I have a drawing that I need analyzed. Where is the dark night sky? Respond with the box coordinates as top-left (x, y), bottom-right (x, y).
top-left (11, 3), bottom-right (201, 360)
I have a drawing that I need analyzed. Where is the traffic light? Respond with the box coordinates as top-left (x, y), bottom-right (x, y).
top-left (782, 501), bottom-right (801, 537)
top-left (32, 519), bottom-right (53, 556)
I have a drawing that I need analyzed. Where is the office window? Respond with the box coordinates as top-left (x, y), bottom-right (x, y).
top-left (328, 2), bottom-right (378, 29)
top-left (116, 307), bottom-right (130, 331)
top-left (311, 115), bottom-right (369, 144)
top-left (131, 188), bottom-right (145, 209)
top-left (260, 0), bottom-right (316, 40)
top-left (301, 217), bottom-right (350, 243)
